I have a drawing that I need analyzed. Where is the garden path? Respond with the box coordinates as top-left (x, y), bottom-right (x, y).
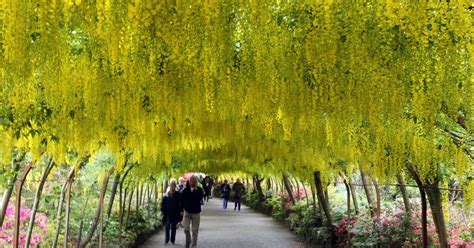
top-left (139, 198), bottom-right (307, 248)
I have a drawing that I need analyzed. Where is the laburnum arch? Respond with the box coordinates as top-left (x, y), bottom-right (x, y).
top-left (0, 1), bottom-right (472, 247)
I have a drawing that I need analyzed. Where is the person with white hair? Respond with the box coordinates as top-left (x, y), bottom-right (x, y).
top-left (177, 177), bottom-right (186, 193)
top-left (161, 178), bottom-right (181, 245)
top-left (180, 175), bottom-right (204, 248)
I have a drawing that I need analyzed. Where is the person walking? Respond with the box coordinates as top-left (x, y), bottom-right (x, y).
top-left (161, 179), bottom-right (181, 245)
top-left (202, 176), bottom-right (212, 203)
top-left (220, 179), bottom-right (231, 210)
top-left (209, 177), bottom-right (215, 199)
top-left (232, 179), bottom-right (245, 211)
top-left (175, 176), bottom-right (186, 228)
top-left (177, 177), bottom-right (186, 193)
top-left (180, 175), bottom-right (204, 248)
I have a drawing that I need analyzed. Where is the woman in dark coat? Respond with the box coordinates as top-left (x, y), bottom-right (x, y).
top-left (202, 176), bottom-right (213, 203)
top-left (161, 179), bottom-right (181, 245)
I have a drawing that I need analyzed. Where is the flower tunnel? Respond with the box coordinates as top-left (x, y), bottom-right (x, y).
top-left (0, 0), bottom-right (472, 247)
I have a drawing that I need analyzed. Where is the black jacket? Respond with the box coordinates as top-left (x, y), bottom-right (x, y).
top-left (232, 182), bottom-right (245, 198)
top-left (161, 191), bottom-right (181, 222)
top-left (181, 186), bottom-right (204, 214)
top-left (220, 184), bottom-right (231, 199)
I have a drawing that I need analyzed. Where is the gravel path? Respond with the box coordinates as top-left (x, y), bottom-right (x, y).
top-left (139, 198), bottom-right (307, 248)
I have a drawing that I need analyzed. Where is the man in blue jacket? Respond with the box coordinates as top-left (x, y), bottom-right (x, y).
top-left (180, 175), bottom-right (204, 248)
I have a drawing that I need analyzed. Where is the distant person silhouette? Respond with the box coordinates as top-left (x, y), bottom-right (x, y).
top-left (202, 176), bottom-right (212, 203)
top-left (232, 179), bottom-right (245, 211)
top-left (220, 180), bottom-right (231, 210)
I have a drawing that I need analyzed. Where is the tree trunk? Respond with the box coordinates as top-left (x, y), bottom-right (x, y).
top-left (99, 186), bottom-right (106, 248)
top-left (163, 180), bottom-right (168, 196)
top-left (139, 183), bottom-right (142, 205)
top-left (341, 174), bottom-right (351, 246)
top-left (52, 166), bottom-right (75, 248)
top-left (397, 174), bottom-right (411, 213)
top-left (419, 182), bottom-right (429, 248)
top-left (154, 183), bottom-right (158, 206)
top-left (279, 178), bottom-right (284, 194)
top-left (124, 186), bottom-right (134, 230)
top-left (119, 184), bottom-right (127, 247)
top-left (136, 185), bottom-right (140, 214)
top-left (25, 159), bottom-right (54, 247)
top-left (148, 184), bottom-right (152, 204)
top-left (270, 177), bottom-right (275, 193)
top-left (106, 173), bottom-right (120, 220)
top-left (52, 181), bottom-right (67, 248)
top-left (301, 180), bottom-right (309, 208)
top-left (283, 173), bottom-right (296, 205)
top-left (266, 178), bottom-right (272, 191)
top-left (288, 177), bottom-right (295, 193)
top-left (295, 179), bottom-right (300, 199)
top-left (313, 171), bottom-right (332, 227)
top-left (0, 188), bottom-right (14, 227)
top-left (64, 168), bottom-right (74, 248)
top-left (406, 165), bottom-right (428, 248)
top-left (318, 196), bottom-right (325, 221)
top-left (360, 171), bottom-right (376, 217)
top-left (0, 160), bottom-right (20, 227)
top-left (373, 179), bottom-right (381, 217)
top-left (349, 182), bottom-right (359, 215)
top-left (13, 162), bottom-right (33, 248)
top-left (310, 184), bottom-right (317, 212)
top-left (77, 194), bottom-right (90, 248)
top-left (140, 183), bottom-right (145, 205)
top-left (101, 172), bottom-right (120, 244)
top-left (426, 181), bottom-right (448, 248)
top-left (80, 165), bottom-right (115, 248)
top-left (117, 164), bottom-right (133, 246)
top-left (253, 175), bottom-right (264, 201)
top-left (119, 187), bottom-right (126, 246)
top-left (324, 188), bottom-right (329, 209)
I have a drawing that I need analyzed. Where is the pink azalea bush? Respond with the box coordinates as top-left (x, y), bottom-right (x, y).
top-left (277, 189), bottom-right (307, 210)
top-left (446, 207), bottom-right (474, 248)
top-left (0, 203), bottom-right (48, 247)
top-left (347, 202), bottom-right (474, 247)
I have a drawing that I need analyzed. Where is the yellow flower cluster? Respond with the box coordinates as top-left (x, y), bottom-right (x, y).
top-left (0, 1), bottom-right (472, 197)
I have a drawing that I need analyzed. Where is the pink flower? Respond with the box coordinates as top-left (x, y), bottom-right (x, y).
top-left (0, 203), bottom-right (48, 246)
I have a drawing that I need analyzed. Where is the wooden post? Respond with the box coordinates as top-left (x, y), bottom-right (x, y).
top-left (406, 164), bottom-right (428, 248)
top-left (13, 162), bottom-right (33, 248)
top-left (25, 159), bottom-right (55, 247)
top-left (313, 171), bottom-right (332, 227)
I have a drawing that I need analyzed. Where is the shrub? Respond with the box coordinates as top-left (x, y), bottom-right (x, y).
top-left (243, 190), bottom-right (261, 209)
top-left (288, 201), bottom-right (327, 244)
top-left (350, 204), bottom-right (433, 247)
top-left (264, 194), bottom-right (285, 221)
top-left (0, 203), bottom-right (48, 247)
